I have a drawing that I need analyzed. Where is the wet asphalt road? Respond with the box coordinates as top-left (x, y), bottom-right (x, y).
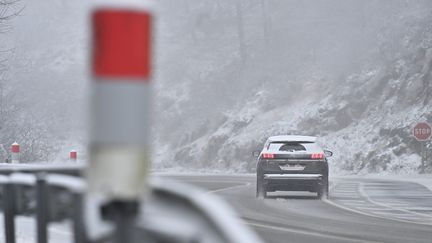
top-left (170, 175), bottom-right (432, 243)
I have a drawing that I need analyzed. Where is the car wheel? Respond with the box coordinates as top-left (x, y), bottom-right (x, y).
top-left (317, 178), bottom-right (329, 200)
top-left (256, 178), bottom-right (267, 199)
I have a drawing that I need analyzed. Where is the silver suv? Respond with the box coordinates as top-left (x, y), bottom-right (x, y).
top-left (254, 135), bottom-right (332, 199)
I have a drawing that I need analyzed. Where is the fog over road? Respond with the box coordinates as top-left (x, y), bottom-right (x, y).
top-left (171, 175), bottom-right (432, 243)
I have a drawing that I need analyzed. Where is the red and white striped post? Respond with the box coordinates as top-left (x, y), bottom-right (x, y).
top-left (70, 150), bottom-right (77, 161)
top-left (88, 3), bottom-right (153, 202)
top-left (11, 142), bottom-right (20, 164)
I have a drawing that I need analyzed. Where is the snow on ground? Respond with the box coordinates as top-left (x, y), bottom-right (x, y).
top-left (359, 174), bottom-right (432, 192)
top-left (0, 215), bottom-right (72, 243)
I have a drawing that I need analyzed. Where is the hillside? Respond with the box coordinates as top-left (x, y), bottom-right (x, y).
top-left (154, 0), bottom-right (432, 174)
top-left (2, 1), bottom-right (431, 173)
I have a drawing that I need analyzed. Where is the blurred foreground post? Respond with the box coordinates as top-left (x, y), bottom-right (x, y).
top-left (11, 142), bottom-right (19, 164)
top-left (88, 3), bottom-right (152, 242)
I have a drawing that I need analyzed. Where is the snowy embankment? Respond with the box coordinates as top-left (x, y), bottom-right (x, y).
top-left (359, 174), bottom-right (432, 192)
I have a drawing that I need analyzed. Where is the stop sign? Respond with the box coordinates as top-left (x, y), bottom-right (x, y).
top-left (413, 122), bottom-right (432, 141)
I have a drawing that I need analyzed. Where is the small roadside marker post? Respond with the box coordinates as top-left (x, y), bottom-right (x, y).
top-left (11, 142), bottom-right (20, 164)
top-left (70, 150), bottom-right (77, 161)
top-left (413, 122), bottom-right (432, 173)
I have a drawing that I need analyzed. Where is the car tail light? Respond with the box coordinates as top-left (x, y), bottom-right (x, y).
top-left (311, 153), bottom-right (324, 159)
top-left (262, 153), bottom-right (275, 159)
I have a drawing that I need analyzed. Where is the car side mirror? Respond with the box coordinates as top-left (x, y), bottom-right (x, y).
top-left (252, 151), bottom-right (260, 158)
top-left (324, 150), bottom-right (333, 157)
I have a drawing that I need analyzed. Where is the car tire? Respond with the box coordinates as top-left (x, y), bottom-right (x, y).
top-left (317, 178), bottom-right (329, 200)
top-left (256, 178), bottom-right (267, 199)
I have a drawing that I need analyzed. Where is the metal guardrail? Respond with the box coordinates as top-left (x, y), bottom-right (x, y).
top-left (0, 163), bottom-right (85, 176)
top-left (0, 164), bottom-right (263, 243)
top-left (0, 171), bottom-right (87, 243)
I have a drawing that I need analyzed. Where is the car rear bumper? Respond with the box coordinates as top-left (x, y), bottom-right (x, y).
top-left (263, 173), bottom-right (322, 180)
top-left (262, 173), bottom-right (324, 192)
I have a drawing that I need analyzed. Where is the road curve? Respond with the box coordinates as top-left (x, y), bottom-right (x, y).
top-left (168, 175), bottom-right (432, 243)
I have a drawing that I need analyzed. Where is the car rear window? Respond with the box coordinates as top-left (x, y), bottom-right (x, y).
top-left (268, 142), bottom-right (310, 152)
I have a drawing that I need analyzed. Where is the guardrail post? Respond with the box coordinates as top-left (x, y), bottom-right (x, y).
top-left (36, 175), bottom-right (49, 243)
top-left (4, 183), bottom-right (16, 243)
top-left (70, 150), bottom-right (77, 161)
top-left (72, 193), bottom-right (86, 243)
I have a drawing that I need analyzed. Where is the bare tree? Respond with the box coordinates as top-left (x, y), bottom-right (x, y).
top-left (235, 0), bottom-right (246, 64)
top-left (0, 0), bottom-right (23, 33)
top-left (0, 0), bottom-right (25, 162)
top-left (260, 0), bottom-right (270, 45)
top-left (0, 0), bottom-right (17, 129)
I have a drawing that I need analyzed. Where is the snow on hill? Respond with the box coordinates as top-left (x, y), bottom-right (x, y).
top-left (154, 1), bottom-right (432, 174)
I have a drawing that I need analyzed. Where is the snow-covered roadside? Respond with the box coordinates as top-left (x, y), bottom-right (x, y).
top-left (372, 174), bottom-right (432, 192)
top-left (335, 174), bottom-right (432, 192)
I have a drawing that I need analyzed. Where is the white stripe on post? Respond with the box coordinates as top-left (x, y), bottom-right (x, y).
top-left (11, 142), bottom-right (20, 164)
top-left (88, 7), bottom-right (152, 200)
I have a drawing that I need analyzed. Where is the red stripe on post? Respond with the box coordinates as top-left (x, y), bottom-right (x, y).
top-left (92, 9), bottom-right (152, 80)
